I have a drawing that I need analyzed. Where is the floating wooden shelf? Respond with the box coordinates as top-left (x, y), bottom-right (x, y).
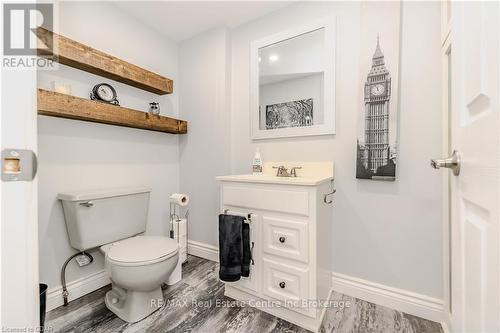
top-left (37, 89), bottom-right (187, 134)
top-left (36, 28), bottom-right (173, 95)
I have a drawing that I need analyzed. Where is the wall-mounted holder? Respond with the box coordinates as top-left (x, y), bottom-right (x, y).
top-left (1, 149), bottom-right (37, 182)
top-left (223, 209), bottom-right (253, 224)
top-left (323, 180), bottom-right (336, 204)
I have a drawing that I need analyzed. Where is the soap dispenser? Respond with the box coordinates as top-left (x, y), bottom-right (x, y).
top-left (252, 148), bottom-right (263, 175)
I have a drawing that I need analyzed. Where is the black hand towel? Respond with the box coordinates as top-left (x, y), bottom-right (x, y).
top-left (241, 222), bottom-right (251, 277)
top-left (218, 214), bottom-right (251, 282)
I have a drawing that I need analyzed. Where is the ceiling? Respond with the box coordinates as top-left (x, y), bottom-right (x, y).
top-left (111, 1), bottom-right (293, 42)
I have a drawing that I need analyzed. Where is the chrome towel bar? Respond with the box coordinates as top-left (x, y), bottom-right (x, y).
top-left (223, 209), bottom-right (252, 223)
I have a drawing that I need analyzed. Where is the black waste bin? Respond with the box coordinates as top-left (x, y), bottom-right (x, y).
top-left (39, 283), bottom-right (48, 332)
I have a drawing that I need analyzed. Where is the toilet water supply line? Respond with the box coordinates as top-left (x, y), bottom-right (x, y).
top-left (61, 251), bottom-right (94, 306)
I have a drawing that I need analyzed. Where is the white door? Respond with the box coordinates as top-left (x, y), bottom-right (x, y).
top-left (0, 47), bottom-right (39, 330)
top-left (434, 1), bottom-right (500, 332)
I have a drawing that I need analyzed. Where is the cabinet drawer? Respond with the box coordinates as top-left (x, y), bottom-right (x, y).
top-left (262, 258), bottom-right (309, 305)
top-left (263, 217), bottom-right (308, 263)
top-left (223, 186), bottom-right (309, 216)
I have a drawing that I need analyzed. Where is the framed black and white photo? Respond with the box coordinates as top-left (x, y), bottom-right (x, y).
top-left (356, 2), bottom-right (400, 181)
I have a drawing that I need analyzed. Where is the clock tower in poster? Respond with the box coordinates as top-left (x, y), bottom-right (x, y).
top-left (357, 37), bottom-right (395, 179)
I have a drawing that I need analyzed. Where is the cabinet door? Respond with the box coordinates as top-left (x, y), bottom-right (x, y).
top-left (263, 216), bottom-right (309, 263)
top-left (221, 209), bottom-right (260, 293)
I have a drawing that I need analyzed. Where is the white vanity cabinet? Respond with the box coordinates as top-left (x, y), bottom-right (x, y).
top-left (217, 162), bottom-right (333, 332)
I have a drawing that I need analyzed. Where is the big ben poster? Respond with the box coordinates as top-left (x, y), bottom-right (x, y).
top-left (356, 2), bottom-right (400, 181)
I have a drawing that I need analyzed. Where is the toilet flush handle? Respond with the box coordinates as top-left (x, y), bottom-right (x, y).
top-left (79, 201), bottom-right (93, 207)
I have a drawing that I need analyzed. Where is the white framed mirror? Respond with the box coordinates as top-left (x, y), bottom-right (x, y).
top-left (250, 17), bottom-right (336, 140)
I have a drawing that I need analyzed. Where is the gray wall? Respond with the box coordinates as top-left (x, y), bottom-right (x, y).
top-left (38, 0), bottom-right (443, 304)
top-left (230, 1), bottom-right (443, 298)
top-left (37, 2), bottom-right (180, 290)
top-left (181, 1), bottom-right (443, 299)
top-left (178, 27), bottom-right (232, 246)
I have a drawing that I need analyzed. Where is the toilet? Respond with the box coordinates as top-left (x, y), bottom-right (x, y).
top-left (58, 187), bottom-right (179, 323)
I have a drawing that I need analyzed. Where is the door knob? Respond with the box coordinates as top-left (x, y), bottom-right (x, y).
top-left (430, 150), bottom-right (461, 176)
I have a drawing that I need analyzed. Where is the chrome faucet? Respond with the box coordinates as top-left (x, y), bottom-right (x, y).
top-left (273, 165), bottom-right (290, 177)
top-left (272, 165), bottom-right (302, 177)
top-left (290, 167), bottom-right (302, 177)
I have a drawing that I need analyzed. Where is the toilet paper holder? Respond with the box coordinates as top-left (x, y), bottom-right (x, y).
top-left (169, 194), bottom-right (189, 239)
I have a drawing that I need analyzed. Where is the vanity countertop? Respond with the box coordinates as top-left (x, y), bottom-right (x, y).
top-left (217, 161), bottom-right (334, 186)
top-left (216, 174), bottom-right (332, 186)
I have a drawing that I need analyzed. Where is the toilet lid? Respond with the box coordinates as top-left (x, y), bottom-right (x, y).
top-left (107, 236), bottom-right (179, 264)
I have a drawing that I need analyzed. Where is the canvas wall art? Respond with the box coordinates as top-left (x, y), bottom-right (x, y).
top-left (356, 2), bottom-right (400, 181)
top-left (265, 98), bottom-right (314, 130)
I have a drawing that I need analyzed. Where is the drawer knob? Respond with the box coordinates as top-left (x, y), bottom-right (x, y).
top-left (279, 236), bottom-right (286, 243)
top-left (279, 281), bottom-right (286, 289)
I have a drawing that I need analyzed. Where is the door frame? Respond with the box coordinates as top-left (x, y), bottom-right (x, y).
top-left (440, 0), bottom-right (452, 329)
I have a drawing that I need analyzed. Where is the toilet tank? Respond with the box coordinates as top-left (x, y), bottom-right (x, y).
top-left (58, 187), bottom-right (151, 251)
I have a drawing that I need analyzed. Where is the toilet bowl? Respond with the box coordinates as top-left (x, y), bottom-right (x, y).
top-left (101, 235), bottom-right (179, 323)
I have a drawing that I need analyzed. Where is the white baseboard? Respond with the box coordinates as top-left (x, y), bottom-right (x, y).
top-left (331, 272), bottom-right (444, 323)
top-left (187, 239), bottom-right (219, 262)
top-left (441, 320), bottom-right (450, 333)
top-left (46, 270), bottom-right (110, 312)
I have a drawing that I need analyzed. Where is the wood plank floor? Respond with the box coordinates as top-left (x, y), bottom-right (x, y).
top-left (46, 255), bottom-right (443, 333)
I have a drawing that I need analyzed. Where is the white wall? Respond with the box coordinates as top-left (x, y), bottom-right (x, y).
top-left (227, 1), bottom-right (443, 299)
top-left (178, 27), bottom-right (232, 246)
top-left (37, 2), bottom-right (179, 291)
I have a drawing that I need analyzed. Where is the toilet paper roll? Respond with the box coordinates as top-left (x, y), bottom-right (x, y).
top-left (169, 193), bottom-right (189, 206)
top-left (172, 218), bottom-right (187, 236)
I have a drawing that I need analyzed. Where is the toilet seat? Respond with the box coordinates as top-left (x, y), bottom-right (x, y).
top-left (105, 236), bottom-right (179, 266)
